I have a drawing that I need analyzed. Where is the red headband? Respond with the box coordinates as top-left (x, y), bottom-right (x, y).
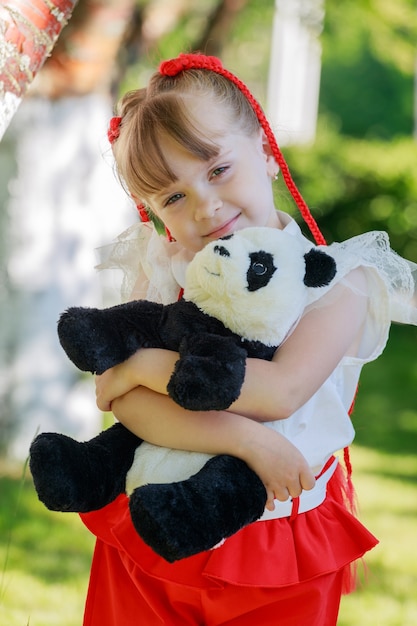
top-left (159, 53), bottom-right (325, 245)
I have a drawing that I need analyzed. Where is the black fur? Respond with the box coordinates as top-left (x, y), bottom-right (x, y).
top-left (58, 299), bottom-right (276, 409)
top-left (303, 248), bottom-right (337, 288)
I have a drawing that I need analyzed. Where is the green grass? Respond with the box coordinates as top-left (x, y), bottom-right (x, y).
top-left (0, 325), bottom-right (416, 625)
top-left (338, 447), bottom-right (417, 625)
top-left (0, 461), bottom-right (94, 626)
top-left (339, 324), bottom-right (417, 625)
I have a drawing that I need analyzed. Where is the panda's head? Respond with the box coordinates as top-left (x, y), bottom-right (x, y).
top-left (184, 227), bottom-right (337, 345)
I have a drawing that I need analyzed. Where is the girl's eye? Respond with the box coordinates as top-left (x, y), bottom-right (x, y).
top-left (164, 193), bottom-right (184, 207)
top-left (211, 166), bottom-right (229, 179)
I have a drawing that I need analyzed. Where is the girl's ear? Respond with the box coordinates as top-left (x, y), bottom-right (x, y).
top-left (259, 129), bottom-right (279, 178)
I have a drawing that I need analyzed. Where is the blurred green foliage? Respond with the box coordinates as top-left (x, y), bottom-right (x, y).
top-left (277, 120), bottom-right (417, 260)
top-left (306, 0), bottom-right (417, 260)
top-left (320, 0), bottom-right (417, 139)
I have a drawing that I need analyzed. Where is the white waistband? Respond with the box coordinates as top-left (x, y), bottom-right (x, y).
top-left (257, 457), bottom-right (339, 522)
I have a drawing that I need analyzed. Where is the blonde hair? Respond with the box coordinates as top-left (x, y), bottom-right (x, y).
top-left (111, 68), bottom-right (260, 202)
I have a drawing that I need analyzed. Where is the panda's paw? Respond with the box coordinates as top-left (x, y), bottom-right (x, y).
top-left (128, 455), bottom-right (267, 562)
top-left (29, 430), bottom-right (129, 513)
top-left (57, 307), bottom-right (105, 373)
top-left (29, 432), bottom-right (112, 512)
top-left (29, 433), bottom-right (90, 512)
top-left (129, 481), bottom-right (227, 562)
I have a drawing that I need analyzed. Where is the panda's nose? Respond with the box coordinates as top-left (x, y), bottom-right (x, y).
top-left (213, 245), bottom-right (230, 258)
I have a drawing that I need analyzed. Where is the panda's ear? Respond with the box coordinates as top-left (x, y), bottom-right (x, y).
top-left (303, 249), bottom-right (337, 288)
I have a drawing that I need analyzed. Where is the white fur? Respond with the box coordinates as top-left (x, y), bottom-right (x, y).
top-left (184, 227), bottom-right (315, 345)
top-left (126, 443), bottom-right (212, 495)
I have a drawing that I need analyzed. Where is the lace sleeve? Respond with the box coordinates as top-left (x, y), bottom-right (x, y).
top-left (296, 231), bottom-right (417, 363)
top-left (326, 231), bottom-right (417, 326)
top-left (95, 221), bottom-right (183, 304)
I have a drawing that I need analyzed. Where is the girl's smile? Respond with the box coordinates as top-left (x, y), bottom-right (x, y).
top-left (204, 214), bottom-right (242, 240)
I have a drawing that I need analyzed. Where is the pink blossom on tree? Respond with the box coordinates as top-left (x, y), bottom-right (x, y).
top-left (0, 0), bottom-right (78, 139)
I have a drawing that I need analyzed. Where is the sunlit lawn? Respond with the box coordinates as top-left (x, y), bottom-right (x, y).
top-left (0, 461), bottom-right (94, 626)
top-left (338, 324), bottom-right (417, 625)
top-left (338, 447), bottom-right (417, 625)
top-left (0, 324), bottom-right (416, 625)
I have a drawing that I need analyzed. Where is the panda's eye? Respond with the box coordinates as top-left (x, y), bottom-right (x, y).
top-left (251, 262), bottom-right (267, 276)
top-left (246, 251), bottom-right (277, 292)
top-left (214, 245), bottom-right (230, 257)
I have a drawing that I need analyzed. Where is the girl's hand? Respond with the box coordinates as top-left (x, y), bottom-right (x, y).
top-left (95, 366), bottom-right (133, 413)
top-left (238, 425), bottom-right (315, 511)
top-left (95, 348), bottom-right (179, 412)
top-left (95, 352), bottom-right (145, 412)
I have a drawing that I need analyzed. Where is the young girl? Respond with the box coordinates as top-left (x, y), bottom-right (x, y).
top-left (80, 53), bottom-right (416, 625)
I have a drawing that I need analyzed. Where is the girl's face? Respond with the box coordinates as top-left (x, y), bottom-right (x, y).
top-left (145, 96), bottom-right (281, 253)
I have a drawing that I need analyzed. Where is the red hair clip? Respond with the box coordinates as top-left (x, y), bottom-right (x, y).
top-left (108, 116), bottom-right (122, 144)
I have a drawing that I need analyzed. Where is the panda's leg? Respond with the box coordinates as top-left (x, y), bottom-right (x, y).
top-left (129, 455), bottom-right (267, 562)
top-left (29, 423), bottom-right (142, 512)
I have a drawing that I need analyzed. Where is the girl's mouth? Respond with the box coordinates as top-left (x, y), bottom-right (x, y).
top-left (205, 214), bottom-right (240, 240)
top-left (204, 266), bottom-right (220, 277)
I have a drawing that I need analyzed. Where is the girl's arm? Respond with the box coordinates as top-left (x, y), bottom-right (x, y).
top-left (111, 386), bottom-right (315, 508)
top-left (233, 268), bottom-right (368, 421)
top-left (96, 268), bottom-right (368, 422)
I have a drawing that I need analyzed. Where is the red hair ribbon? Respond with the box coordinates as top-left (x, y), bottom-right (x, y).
top-left (136, 202), bottom-right (175, 241)
top-left (159, 52), bottom-right (325, 247)
top-left (136, 202), bottom-right (150, 223)
top-left (108, 116), bottom-right (122, 144)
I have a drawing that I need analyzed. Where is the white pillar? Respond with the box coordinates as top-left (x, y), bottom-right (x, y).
top-left (267, 0), bottom-right (325, 146)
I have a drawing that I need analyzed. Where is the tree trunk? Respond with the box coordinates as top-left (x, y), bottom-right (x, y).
top-left (0, 0), bottom-right (79, 140)
top-left (193, 0), bottom-right (248, 57)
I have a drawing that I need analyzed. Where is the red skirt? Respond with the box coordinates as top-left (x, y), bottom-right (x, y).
top-left (80, 464), bottom-right (377, 624)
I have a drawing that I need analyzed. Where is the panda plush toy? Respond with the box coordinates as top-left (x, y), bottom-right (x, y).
top-left (29, 226), bottom-right (337, 563)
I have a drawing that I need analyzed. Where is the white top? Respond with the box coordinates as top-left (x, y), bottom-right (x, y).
top-left (98, 213), bottom-right (417, 489)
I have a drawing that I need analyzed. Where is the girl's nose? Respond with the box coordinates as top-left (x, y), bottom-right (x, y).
top-left (194, 192), bottom-right (222, 221)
